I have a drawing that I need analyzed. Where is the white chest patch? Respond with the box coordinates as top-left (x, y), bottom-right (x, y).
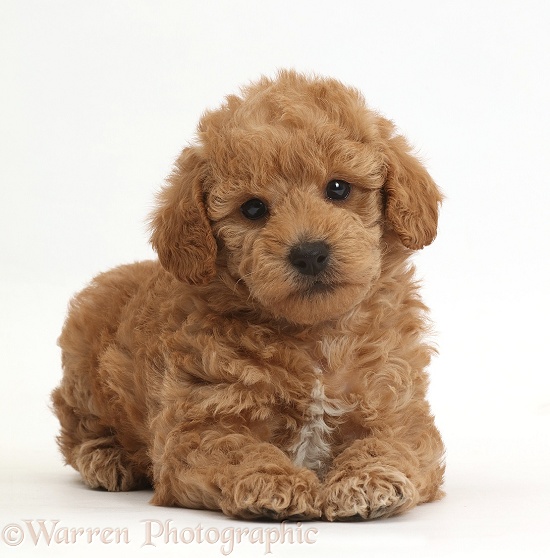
top-left (288, 371), bottom-right (353, 476)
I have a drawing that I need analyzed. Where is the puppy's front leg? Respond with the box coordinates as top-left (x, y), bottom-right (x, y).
top-left (321, 423), bottom-right (444, 520)
top-left (321, 437), bottom-right (421, 520)
top-left (150, 420), bottom-right (321, 520)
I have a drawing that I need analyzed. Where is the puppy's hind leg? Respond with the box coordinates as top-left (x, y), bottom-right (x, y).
top-left (51, 387), bottom-right (145, 492)
top-left (72, 437), bottom-right (142, 492)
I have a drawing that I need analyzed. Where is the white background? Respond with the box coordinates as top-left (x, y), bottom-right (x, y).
top-left (1, 0), bottom-right (549, 556)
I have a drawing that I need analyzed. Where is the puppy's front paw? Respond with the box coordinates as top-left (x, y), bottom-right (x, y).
top-left (321, 464), bottom-right (418, 521)
top-left (221, 467), bottom-right (321, 520)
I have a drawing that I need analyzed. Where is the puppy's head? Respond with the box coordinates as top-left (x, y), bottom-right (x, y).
top-left (150, 70), bottom-right (442, 325)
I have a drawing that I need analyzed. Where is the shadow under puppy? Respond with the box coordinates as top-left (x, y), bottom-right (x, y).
top-left (52, 70), bottom-right (445, 521)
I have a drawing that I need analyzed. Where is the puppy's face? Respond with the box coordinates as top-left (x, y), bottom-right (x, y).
top-left (150, 71), bottom-right (442, 325)
top-left (207, 135), bottom-right (386, 325)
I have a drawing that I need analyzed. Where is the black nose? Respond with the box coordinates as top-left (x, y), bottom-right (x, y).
top-left (289, 241), bottom-right (330, 276)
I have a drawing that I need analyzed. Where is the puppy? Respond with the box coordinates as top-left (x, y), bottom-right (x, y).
top-left (52, 70), bottom-right (445, 521)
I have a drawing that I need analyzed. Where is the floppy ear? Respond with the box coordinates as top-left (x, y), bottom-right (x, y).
top-left (377, 117), bottom-right (442, 249)
top-left (149, 147), bottom-right (217, 284)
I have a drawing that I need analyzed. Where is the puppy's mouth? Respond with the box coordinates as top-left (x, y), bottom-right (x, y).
top-left (304, 280), bottom-right (335, 296)
top-left (295, 278), bottom-right (339, 298)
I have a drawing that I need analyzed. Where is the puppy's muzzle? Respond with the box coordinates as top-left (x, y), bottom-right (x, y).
top-left (289, 241), bottom-right (330, 276)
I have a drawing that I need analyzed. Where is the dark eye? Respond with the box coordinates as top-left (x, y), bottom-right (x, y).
top-left (241, 198), bottom-right (268, 220)
top-left (326, 179), bottom-right (351, 201)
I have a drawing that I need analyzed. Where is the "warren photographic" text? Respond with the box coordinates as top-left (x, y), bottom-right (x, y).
top-left (1, 519), bottom-right (318, 555)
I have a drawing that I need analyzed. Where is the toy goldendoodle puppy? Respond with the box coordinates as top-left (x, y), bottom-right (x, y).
top-left (52, 70), bottom-right (445, 521)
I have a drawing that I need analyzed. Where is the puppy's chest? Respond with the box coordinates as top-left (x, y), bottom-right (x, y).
top-left (285, 342), bottom-right (358, 476)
